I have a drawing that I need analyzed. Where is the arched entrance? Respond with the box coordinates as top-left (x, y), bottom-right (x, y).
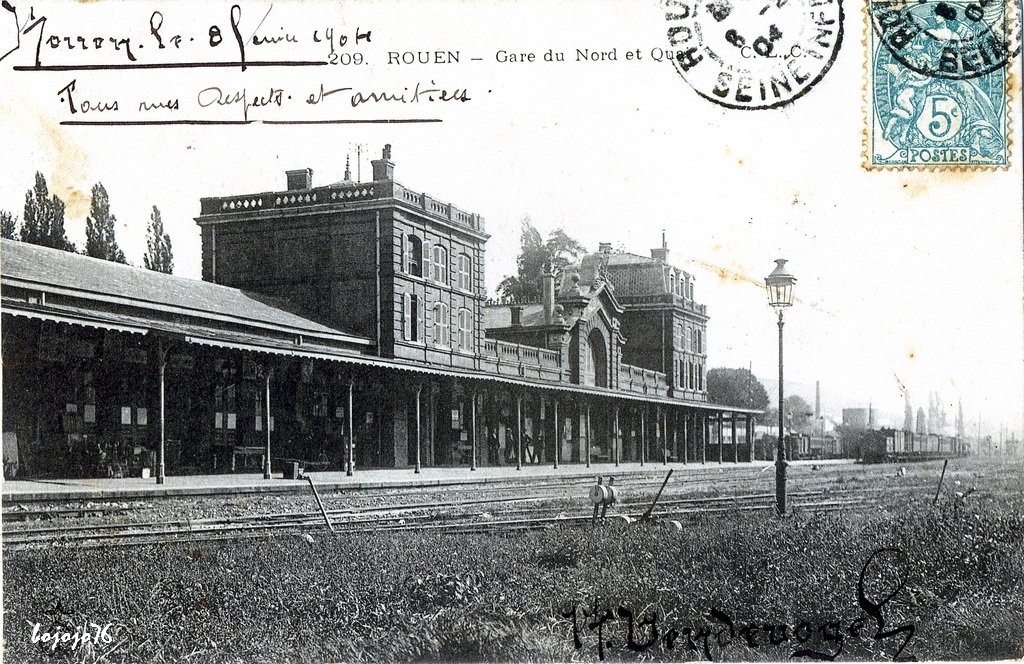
top-left (587, 328), bottom-right (608, 388)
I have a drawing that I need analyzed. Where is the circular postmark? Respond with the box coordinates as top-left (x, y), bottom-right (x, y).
top-left (869, 0), bottom-right (1021, 80)
top-left (663, 0), bottom-right (845, 110)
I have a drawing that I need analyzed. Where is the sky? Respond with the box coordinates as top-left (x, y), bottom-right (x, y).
top-left (0, 0), bottom-right (1021, 437)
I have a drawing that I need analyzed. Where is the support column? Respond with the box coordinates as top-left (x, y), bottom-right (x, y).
top-left (346, 380), bottom-right (354, 476)
top-left (701, 414), bottom-right (708, 464)
top-left (263, 368), bottom-right (272, 480)
top-left (682, 412), bottom-right (689, 465)
top-left (747, 415), bottom-right (754, 462)
top-left (553, 398), bottom-right (560, 469)
top-left (640, 407), bottom-right (646, 466)
top-left (585, 401), bottom-right (592, 468)
top-left (414, 385), bottom-right (422, 474)
top-left (661, 407), bottom-right (668, 465)
top-left (576, 401), bottom-right (584, 465)
top-left (428, 386), bottom-right (436, 467)
top-left (717, 414), bottom-right (724, 464)
top-left (470, 389), bottom-right (478, 471)
top-left (516, 394), bottom-right (523, 471)
top-left (614, 405), bottom-right (620, 467)
top-left (732, 413), bottom-right (739, 463)
top-left (157, 340), bottom-right (167, 485)
top-left (672, 410), bottom-right (678, 464)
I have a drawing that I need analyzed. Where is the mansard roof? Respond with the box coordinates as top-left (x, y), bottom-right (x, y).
top-left (559, 251), bottom-right (693, 299)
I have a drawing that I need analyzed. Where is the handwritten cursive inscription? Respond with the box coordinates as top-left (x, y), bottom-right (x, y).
top-left (563, 549), bottom-right (916, 661)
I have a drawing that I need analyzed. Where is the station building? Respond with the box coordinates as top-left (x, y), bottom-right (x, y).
top-left (0, 146), bottom-right (759, 480)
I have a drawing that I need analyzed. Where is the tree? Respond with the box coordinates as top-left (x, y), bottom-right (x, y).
top-left (143, 205), bottom-right (174, 274)
top-left (707, 367), bottom-right (769, 410)
top-left (0, 210), bottom-right (16, 239)
top-left (903, 392), bottom-right (913, 431)
top-left (916, 407), bottom-right (927, 435)
top-left (497, 217), bottom-right (586, 301)
top-left (84, 183), bottom-right (127, 263)
top-left (784, 395), bottom-right (813, 431)
top-left (21, 172), bottom-right (74, 251)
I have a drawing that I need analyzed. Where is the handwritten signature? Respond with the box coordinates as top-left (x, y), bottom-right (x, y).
top-left (29, 620), bottom-right (115, 652)
top-left (563, 548), bottom-right (916, 661)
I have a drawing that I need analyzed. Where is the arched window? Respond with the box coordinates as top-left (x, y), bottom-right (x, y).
top-left (696, 329), bottom-right (703, 354)
top-left (668, 269), bottom-right (676, 294)
top-left (433, 302), bottom-right (450, 346)
top-left (457, 253), bottom-right (472, 291)
top-left (433, 245), bottom-right (449, 284)
top-left (585, 328), bottom-right (608, 388)
top-left (457, 308), bottom-right (473, 351)
top-left (679, 276), bottom-right (686, 298)
top-left (406, 234), bottom-right (423, 277)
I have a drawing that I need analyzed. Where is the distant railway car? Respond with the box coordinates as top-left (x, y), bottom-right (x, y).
top-left (864, 427), bottom-right (964, 463)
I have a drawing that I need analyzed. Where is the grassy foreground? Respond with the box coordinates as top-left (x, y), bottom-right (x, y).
top-left (4, 495), bottom-right (1024, 662)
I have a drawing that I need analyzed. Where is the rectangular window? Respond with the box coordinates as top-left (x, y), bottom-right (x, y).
top-left (227, 413), bottom-right (237, 430)
top-left (215, 412), bottom-right (223, 429)
top-left (121, 406), bottom-right (132, 425)
top-left (404, 293), bottom-right (421, 342)
top-left (406, 234), bottom-right (423, 277)
top-left (458, 308), bottom-right (473, 351)
top-left (433, 245), bottom-right (449, 285)
top-left (457, 254), bottom-right (472, 291)
top-left (84, 404), bottom-right (96, 423)
top-left (136, 408), bottom-right (148, 426)
top-left (433, 302), bottom-right (450, 346)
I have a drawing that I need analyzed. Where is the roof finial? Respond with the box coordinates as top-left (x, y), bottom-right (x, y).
top-left (344, 155), bottom-right (352, 181)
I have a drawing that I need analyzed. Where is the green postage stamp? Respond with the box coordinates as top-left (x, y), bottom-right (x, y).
top-left (867, 0), bottom-right (1019, 168)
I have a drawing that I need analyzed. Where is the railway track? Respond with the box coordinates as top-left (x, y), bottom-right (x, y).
top-left (2, 480), bottom-right (932, 550)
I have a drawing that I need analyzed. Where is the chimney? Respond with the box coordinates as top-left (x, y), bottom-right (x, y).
top-left (371, 143), bottom-right (395, 181)
top-left (542, 266), bottom-right (555, 324)
top-left (815, 381), bottom-right (821, 419)
top-left (598, 242), bottom-right (612, 253)
top-left (510, 305), bottom-right (523, 327)
top-left (651, 230), bottom-right (669, 262)
top-left (285, 168), bottom-right (313, 190)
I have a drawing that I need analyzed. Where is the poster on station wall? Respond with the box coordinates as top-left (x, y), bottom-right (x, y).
top-left (0, 0), bottom-right (1022, 662)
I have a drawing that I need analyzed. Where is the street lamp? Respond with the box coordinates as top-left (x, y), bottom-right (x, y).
top-left (765, 258), bottom-right (796, 515)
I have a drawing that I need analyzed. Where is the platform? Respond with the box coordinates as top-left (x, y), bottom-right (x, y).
top-left (0, 460), bottom-right (819, 503)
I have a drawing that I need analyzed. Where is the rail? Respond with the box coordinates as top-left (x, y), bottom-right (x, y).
top-left (619, 363), bottom-right (670, 396)
top-left (2, 471), bottom-right (910, 549)
top-left (482, 338), bottom-right (560, 367)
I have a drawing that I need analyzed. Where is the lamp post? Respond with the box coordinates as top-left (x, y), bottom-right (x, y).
top-left (765, 259), bottom-right (796, 515)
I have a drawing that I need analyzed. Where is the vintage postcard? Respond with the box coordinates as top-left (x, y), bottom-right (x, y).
top-left (0, 0), bottom-right (1021, 662)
